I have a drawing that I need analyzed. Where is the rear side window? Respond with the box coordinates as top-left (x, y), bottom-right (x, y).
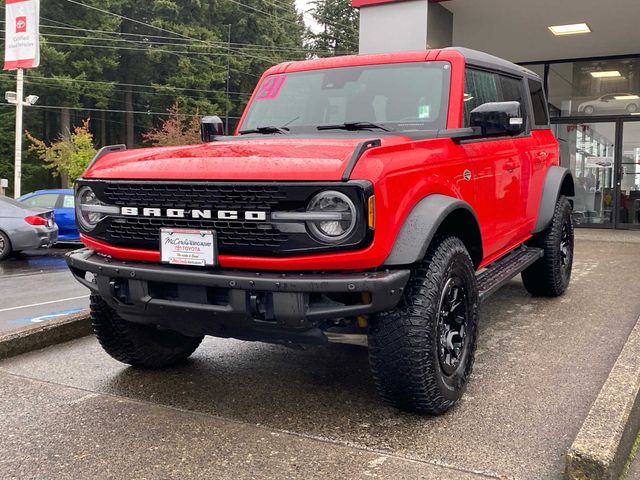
top-left (22, 193), bottom-right (59, 209)
top-left (528, 78), bottom-right (549, 126)
top-left (63, 195), bottom-right (75, 208)
top-left (463, 69), bottom-right (499, 127)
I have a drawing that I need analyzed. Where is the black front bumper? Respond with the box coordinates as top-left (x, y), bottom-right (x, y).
top-left (66, 249), bottom-right (410, 345)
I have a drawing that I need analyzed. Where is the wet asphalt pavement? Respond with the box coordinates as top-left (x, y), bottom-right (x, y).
top-left (0, 246), bottom-right (89, 334)
top-left (1, 229), bottom-right (640, 479)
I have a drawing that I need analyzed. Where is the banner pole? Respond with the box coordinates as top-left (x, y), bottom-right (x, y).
top-left (13, 68), bottom-right (24, 199)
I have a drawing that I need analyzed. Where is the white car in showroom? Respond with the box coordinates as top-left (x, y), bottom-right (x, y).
top-left (578, 93), bottom-right (640, 115)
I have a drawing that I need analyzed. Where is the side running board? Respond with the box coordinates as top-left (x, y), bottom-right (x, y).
top-left (476, 245), bottom-right (544, 302)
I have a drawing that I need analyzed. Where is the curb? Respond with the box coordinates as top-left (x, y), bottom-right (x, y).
top-left (0, 310), bottom-right (92, 360)
top-left (566, 314), bottom-right (640, 479)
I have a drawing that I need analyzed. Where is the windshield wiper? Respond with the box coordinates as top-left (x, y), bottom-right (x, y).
top-left (317, 122), bottom-right (394, 132)
top-left (238, 126), bottom-right (290, 135)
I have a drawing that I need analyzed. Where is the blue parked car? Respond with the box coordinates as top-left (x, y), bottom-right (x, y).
top-left (18, 189), bottom-right (79, 242)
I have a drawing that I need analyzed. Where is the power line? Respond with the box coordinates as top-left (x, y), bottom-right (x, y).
top-left (33, 23), bottom-right (351, 54)
top-left (62, 0), bottom-right (281, 65)
top-left (0, 72), bottom-right (253, 96)
top-left (36, 40), bottom-right (264, 78)
top-left (0, 102), bottom-right (242, 118)
top-left (36, 27), bottom-right (329, 54)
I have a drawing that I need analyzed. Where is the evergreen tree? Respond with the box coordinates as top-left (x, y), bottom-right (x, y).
top-left (307, 0), bottom-right (359, 57)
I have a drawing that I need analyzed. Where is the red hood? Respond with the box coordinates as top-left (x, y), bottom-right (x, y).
top-left (84, 136), bottom-right (409, 181)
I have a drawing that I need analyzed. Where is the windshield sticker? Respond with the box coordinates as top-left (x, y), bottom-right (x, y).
top-left (418, 105), bottom-right (431, 119)
top-left (255, 75), bottom-right (287, 100)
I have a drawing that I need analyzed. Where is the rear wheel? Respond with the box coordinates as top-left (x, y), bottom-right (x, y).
top-left (0, 231), bottom-right (12, 261)
top-left (368, 236), bottom-right (479, 415)
top-left (522, 196), bottom-right (574, 296)
top-left (90, 295), bottom-right (203, 369)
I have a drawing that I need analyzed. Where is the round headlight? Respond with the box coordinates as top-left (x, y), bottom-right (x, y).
top-left (76, 186), bottom-right (105, 231)
top-left (307, 190), bottom-right (357, 243)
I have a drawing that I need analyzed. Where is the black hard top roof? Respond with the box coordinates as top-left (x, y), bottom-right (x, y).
top-left (443, 47), bottom-right (541, 81)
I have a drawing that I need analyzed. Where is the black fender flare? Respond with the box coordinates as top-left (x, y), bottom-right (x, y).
top-left (533, 166), bottom-right (575, 233)
top-left (383, 194), bottom-right (483, 267)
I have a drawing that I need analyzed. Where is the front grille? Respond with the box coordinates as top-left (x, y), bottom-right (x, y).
top-left (102, 183), bottom-right (287, 210)
top-left (106, 217), bottom-right (288, 252)
top-left (81, 180), bottom-right (373, 256)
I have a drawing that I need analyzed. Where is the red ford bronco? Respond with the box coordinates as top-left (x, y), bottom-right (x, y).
top-left (67, 47), bottom-right (575, 415)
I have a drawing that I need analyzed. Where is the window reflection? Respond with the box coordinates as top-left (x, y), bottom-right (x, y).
top-left (526, 58), bottom-right (640, 118)
top-left (553, 122), bottom-right (616, 225)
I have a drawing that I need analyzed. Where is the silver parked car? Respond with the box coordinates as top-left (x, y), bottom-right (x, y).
top-left (578, 93), bottom-right (640, 115)
top-left (0, 196), bottom-right (58, 260)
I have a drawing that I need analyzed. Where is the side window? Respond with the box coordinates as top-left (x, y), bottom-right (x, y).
top-left (463, 69), bottom-right (499, 127)
top-left (528, 78), bottom-right (549, 126)
top-left (499, 75), bottom-right (526, 107)
top-left (63, 195), bottom-right (75, 209)
top-left (22, 193), bottom-right (59, 209)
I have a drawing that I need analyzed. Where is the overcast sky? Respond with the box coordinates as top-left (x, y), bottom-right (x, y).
top-left (295, 0), bottom-right (321, 33)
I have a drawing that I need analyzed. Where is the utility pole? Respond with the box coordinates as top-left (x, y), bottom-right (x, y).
top-left (14, 68), bottom-right (24, 198)
top-left (225, 24), bottom-right (231, 135)
top-left (5, 70), bottom-right (38, 198)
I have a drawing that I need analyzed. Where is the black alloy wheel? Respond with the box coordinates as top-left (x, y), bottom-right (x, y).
top-left (559, 220), bottom-right (573, 283)
top-left (436, 275), bottom-right (469, 377)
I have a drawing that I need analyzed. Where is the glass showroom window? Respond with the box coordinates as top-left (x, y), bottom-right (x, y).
top-left (546, 58), bottom-right (640, 117)
top-left (553, 122), bottom-right (616, 226)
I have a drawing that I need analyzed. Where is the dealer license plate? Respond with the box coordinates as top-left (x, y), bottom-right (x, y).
top-left (160, 228), bottom-right (217, 267)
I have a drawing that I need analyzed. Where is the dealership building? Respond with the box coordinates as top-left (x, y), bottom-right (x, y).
top-left (353, 0), bottom-right (640, 230)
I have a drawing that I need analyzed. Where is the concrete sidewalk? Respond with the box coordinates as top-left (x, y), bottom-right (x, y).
top-left (1, 230), bottom-right (639, 479)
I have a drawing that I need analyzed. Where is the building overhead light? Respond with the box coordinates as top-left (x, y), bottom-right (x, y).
top-left (548, 23), bottom-right (591, 36)
top-left (631, 112), bottom-right (640, 116)
top-left (614, 95), bottom-right (639, 100)
top-left (590, 71), bottom-right (622, 78)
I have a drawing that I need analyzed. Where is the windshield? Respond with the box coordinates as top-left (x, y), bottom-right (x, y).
top-left (240, 61), bottom-right (451, 133)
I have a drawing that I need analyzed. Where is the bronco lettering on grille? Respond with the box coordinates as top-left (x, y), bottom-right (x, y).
top-left (120, 207), bottom-right (267, 221)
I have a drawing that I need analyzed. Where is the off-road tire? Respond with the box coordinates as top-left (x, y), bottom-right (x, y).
top-left (0, 230), bottom-right (12, 261)
top-left (368, 237), bottom-right (479, 415)
top-left (90, 294), bottom-right (203, 368)
top-left (522, 195), bottom-right (574, 297)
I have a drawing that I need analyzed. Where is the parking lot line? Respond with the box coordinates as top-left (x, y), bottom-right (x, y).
top-left (0, 295), bottom-right (89, 313)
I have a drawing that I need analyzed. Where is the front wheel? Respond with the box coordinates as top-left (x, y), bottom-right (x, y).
top-left (522, 196), bottom-right (574, 296)
top-left (90, 295), bottom-right (203, 369)
top-left (368, 236), bottom-right (479, 415)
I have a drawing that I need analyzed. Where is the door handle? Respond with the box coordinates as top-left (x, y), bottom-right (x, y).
top-left (504, 161), bottom-right (517, 172)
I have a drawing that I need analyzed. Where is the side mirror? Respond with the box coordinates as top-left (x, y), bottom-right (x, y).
top-left (469, 101), bottom-right (525, 137)
top-left (201, 116), bottom-right (225, 142)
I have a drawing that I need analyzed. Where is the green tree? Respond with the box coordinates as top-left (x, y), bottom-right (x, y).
top-left (26, 119), bottom-right (97, 182)
top-left (307, 0), bottom-right (359, 57)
